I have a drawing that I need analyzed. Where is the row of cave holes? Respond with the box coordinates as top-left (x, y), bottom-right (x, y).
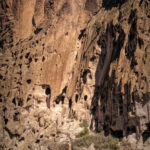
top-left (12, 48), bottom-right (46, 83)
top-left (11, 86), bottom-right (50, 106)
top-left (14, 40), bottom-right (46, 67)
top-left (21, 51), bottom-right (46, 63)
top-left (68, 94), bottom-right (88, 109)
top-left (75, 94), bottom-right (88, 103)
top-left (2, 87), bottom-right (51, 126)
top-left (6, 86), bottom-right (88, 109)
top-left (24, 51), bottom-right (47, 84)
top-left (55, 94), bottom-right (88, 109)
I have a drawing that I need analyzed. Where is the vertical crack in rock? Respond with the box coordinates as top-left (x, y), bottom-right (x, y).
top-left (91, 22), bottom-right (115, 133)
top-left (125, 9), bottom-right (138, 69)
top-left (91, 21), bottom-right (127, 136)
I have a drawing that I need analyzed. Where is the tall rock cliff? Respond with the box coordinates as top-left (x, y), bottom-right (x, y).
top-left (0, 0), bottom-right (150, 150)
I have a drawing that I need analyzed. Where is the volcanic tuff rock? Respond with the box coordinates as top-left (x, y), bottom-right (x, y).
top-left (0, 0), bottom-right (150, 149)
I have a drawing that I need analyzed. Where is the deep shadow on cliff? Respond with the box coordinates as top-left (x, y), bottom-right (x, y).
top-left (102, 0), bottom-right (127, 10)
top-left (91, 21), bottom-right (127, 137)
top-left (91, 4), bottom-right (150, 143)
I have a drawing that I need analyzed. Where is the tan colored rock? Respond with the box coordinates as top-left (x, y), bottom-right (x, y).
top-left (39, 117), bottom-right (45, 127)
top-left (0, 0), bottom-right (150, 149)
top-left (88, 143), bottom-right (95, 150)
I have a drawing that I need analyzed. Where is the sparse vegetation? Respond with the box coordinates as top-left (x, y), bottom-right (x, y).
top-left (109, 141), bottom-right (118, 150)
top-left (72, 131), bottom-right (132, 150)
top-left (77, 120), bottom-right (89, 137)
top-left (79, 120), bottom-right (88, 128)
top-left (78, 127), bottom-right (89, 137)
top-left (120, 140), bottom-right (132, 150)
top-left (72, 133), bottom-right (119, 150)
top-left (121, 140), bottom-right (131, 147)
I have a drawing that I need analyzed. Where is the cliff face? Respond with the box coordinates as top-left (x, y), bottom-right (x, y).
top-left (0, 0), bottom-right (150, 149)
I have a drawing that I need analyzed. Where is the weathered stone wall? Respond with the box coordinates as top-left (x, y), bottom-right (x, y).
top-left (0, 0), bottom-right (150, 149)
top-left (76, 0), bottom-right (150, 148)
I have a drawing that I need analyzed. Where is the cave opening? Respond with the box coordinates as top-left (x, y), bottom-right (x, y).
top-left (110, 129), bottom-right (123, 138)
top-left (142, 123), bottom-right (150, 143)
top-left (69, 98), bottom-right (72, 108)
top-left (78, 28), bottom-right (86, 40)
top-left (75, 94), bottom-right (78, 103)
top-left (55, 95), bottom-right (64, 104)
top-left (84, 95), bottom-right (88, 101)
top-left (127, 126), bottom-right (136, 135)
top-left (26, 79), bottom-right (32, 84)
top-left (45, 87), bottom-right (51, 95)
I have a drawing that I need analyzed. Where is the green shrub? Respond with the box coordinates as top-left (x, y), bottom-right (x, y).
top-left (79, 120), bottom-right (88, 128)
top-left (121, 140), bottom-right (131, 147)
top-left (72, 134), bottom-right (120, 150)
top-left (78, 120), bottom-right (89, 137)
top-left (79, 128), bottom-right (89, 137)
top-left (120, 140), bottom-right (132, 150)
top-left (109, 142), bottom-right (118, 150)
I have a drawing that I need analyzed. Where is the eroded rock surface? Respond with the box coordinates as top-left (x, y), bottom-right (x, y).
top-left (0, 0), bottom-right (150, 149)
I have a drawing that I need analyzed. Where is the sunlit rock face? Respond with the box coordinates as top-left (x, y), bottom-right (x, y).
top-left (0, 0), bottom-right (150, 149)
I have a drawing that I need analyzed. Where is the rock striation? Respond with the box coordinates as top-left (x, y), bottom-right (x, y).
top-left (0, 0), bottom-right (150, 149)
